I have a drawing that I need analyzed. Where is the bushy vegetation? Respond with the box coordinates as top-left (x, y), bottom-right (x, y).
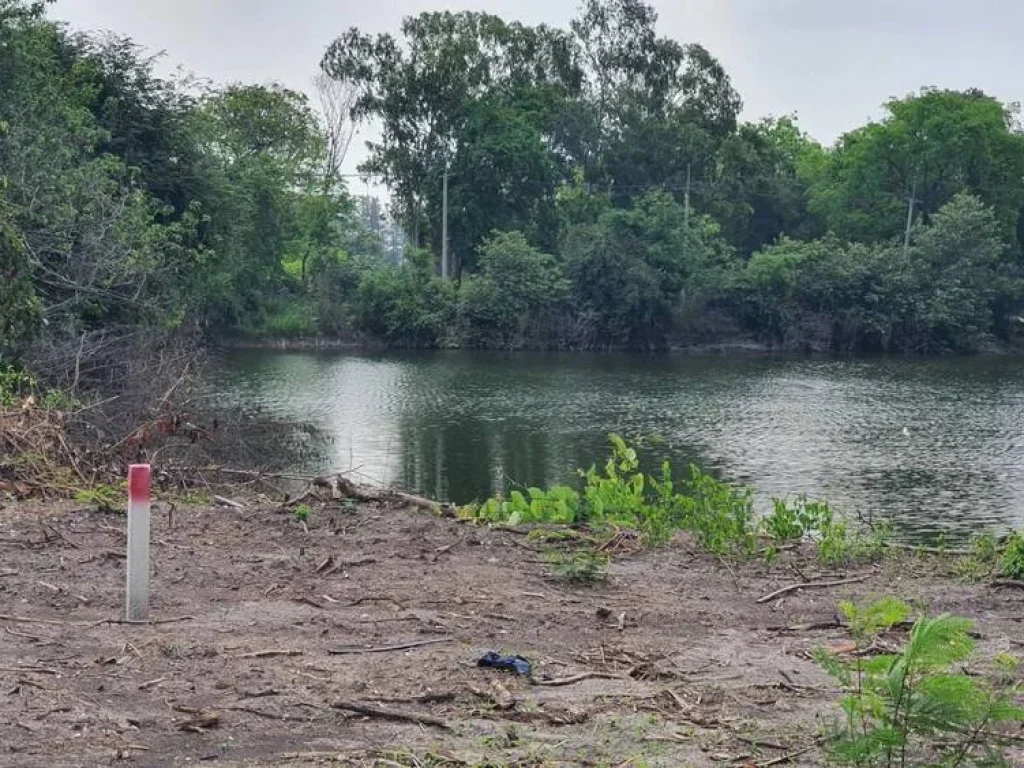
top-left (953, 531), bottom-right (1024, 583)
top-left (4, 0), bottom-right (1024, 370)
top-left (816, 597), bottom-right (1024, 767)
top-left (461, 435), bottom-right (888, 565)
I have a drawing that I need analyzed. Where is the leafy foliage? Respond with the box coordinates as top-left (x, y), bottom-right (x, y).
top-left (458, 231), bottom-right (568, 347)
top-left (354, 261), bottom-right (456, 347)
top-left (761, 496), bottom-right (835, 542)
top-left (463, 435), bottom-right (757, 556)
top-left (732, 195), bottom-right (1015, 353)
top-left (998, 532), bottom-right (1024, 581)
top-left (6, 0), bottom-right (1024, 370)
top-left (816, 598), bottom-right (1024, 767)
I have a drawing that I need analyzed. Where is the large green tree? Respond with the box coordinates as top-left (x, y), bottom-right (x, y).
top-left (322, 12), bottom-right (579, 257)
top-left (805, 88), bottom-right (1024, 246)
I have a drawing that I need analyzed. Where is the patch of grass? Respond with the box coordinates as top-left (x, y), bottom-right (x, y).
top-left (292, 503), bottom-right (311, 523)
top-left (763, 496), bottom-right (892, 566)
top-left (818, 517), bottom-right (892, 567)
top-left (953, 531), bottom-right (1024, 583)
top-left (180, 491), bottom-right (213, 506)
top-left (74, 484), bottom-right (125, 513)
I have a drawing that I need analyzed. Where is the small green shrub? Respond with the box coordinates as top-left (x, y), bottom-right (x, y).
top-left (0, 366), bottom-right (77, 410)
top-left (763, 496), bottom-right (891, 565)
top-left (998, 532), bottom-right (1024, 580)
top-left (292, 504), bottom-right (311, 523)
top-left (955, 532), bottom-right (1024, 583)
top-left (678, 463), bottom-right (757, 556)
top-left (0, 365), bottom-right (35, 406)
top-left (762, 496), bottom-right (834, 541)
top-left (816, 597), bottom-right (1024, 767)
top-left (546, 548), bottom-right (609, 583)
top-left (954, 533), bottom-right (1001, 581)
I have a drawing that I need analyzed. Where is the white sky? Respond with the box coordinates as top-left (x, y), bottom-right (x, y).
top-left (50, 0), bottom-right (1024, 182)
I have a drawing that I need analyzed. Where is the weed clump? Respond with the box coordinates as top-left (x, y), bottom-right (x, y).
top-left (954, 531), bottom-right (1024, 583)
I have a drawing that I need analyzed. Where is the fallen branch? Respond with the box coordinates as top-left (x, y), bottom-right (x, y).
top-left (0, 614), bottom-right (75, 626)
top-left (372, 691), bottom-right (459, 705)
top-left (0, 666), bottom-right (59, 675)
top-left (756, 744), bottom-right (818, 767)
top-left (886, 542), bottom-right (969, 556)
top-left (767, 619), bottom-right (843, 633)
top-left (756, 575), bottom-right (871, 604)
top-left (41, 524), bottom-right (78, 550)
top-left (331, 699), bottom-right (450, 730)
top-left (90, 615), bottom-right (196, 627)
top-left (5, 627), bottom-right (56, 644)
top-left (328, 637), bottom-right (452, 655)
top-left (235, 650), bottom-right (303, 659)
top-left (314, 474), bottom-right (448, 512)
top-left (227, 706), bottom-right (310, 722)
top-left (319, 556), bottom-right (376, 577)
top-left (213, 495), bottom-right (246, 509)
top-left (991, 579), bottom-right (1024, 590)
top-left (533, 671), bottom-right (627, 687)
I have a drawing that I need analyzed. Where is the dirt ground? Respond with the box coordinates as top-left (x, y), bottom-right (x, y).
top-left (1, 495), bottom-right (1023, 767)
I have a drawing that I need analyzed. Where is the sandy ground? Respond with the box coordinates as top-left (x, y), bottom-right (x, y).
top-left (1, 496), bottom-right (1023, 767)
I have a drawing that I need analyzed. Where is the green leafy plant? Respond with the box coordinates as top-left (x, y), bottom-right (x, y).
top-left (461, 435), bottom-right (759, 557)
top-left (998, 532), bottom-right (1024, 580)
top-left (546, 547), bottom-right (609, 583)
top-left (676, 463), bottom-right (757, 556)
top-left (762, 496), bottom-right (834, 541)
top-left (0, 365), bottom-right (35, 406)
top-left (815, 597), bottom-right (1024, 767)
top-left (292, 504), bottom-right (311, 523)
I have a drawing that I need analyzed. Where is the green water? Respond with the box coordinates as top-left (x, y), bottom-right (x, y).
top-left (204, 350), bottom-right (1024, 541)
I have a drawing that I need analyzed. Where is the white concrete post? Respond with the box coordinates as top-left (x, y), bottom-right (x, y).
top-left (125, 464), bottom-right (151, 622)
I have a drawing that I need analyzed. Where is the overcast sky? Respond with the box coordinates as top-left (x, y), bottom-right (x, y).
top-left (50, 0), bottom-right (1024, 182)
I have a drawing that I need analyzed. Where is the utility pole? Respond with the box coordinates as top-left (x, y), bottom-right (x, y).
top-left (684, 163), bottom-right (692, 226)
top-left (903, 179), bottom-right (918, 253)
top-left (441, 168), bottom-right (449, 281)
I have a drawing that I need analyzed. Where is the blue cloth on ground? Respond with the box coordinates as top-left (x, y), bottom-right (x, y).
top-left (477, 651), bottom-right (531, 676)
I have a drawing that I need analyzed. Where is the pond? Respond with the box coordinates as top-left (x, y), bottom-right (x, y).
top-left (203, 350), bottom-right (1024, 541)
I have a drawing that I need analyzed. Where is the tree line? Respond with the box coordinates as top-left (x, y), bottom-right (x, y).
top-left (3, 0), bottom-right (1024, 393)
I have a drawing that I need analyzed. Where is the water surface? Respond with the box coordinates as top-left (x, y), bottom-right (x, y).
top-left (204, 351), bottom-right (1024, 541)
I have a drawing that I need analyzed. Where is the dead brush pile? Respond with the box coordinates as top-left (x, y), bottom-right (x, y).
top-left (0, 401), bottom-right (87, 495)
top-left (1, 359), bottom-right (331, 502)
top-left (1, 329), bottom-right (214, 498)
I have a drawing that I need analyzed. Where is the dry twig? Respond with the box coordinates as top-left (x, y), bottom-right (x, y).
top-left (756, 575), bottom-right (871, 604)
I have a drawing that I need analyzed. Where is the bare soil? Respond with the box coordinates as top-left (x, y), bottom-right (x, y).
top-left (1, 497), bottom-right (1023, 767)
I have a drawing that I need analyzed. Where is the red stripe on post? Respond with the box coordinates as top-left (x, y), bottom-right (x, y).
top-left (128, 464), bottom-right (151, 504)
